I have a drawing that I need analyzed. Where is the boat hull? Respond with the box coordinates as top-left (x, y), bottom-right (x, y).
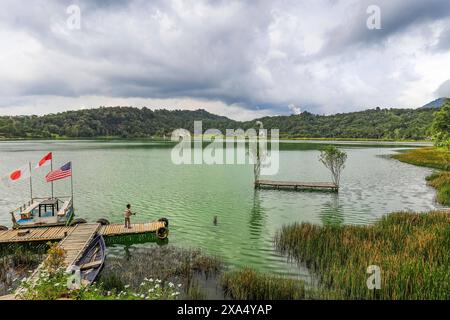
top-left (74, 234), bottom-right (106, 285)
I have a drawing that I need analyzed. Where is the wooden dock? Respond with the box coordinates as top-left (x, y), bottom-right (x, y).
top-left (100, 221), bottom-right (165, 237)
top-left (59, 223), bottom-right (100, 267)
top-left (255, 179), bottom-right (338, 192)
top-left (0, 221), bottom-right (167, 245)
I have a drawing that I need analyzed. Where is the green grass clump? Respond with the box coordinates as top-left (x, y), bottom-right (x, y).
top-left (221, 267), bottom-right (306, 300)
top-left (426, 171), bottom-right (450, 206)
top-left (392, 147), bottom-right (450, 171)
top-left (275, 211), bottom-right (450, 300)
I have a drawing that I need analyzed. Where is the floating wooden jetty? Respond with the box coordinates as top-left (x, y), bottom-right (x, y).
top-left (0, 221), bottom-right (167, 245)
top-left (255, 179), bottom-right (338, 192)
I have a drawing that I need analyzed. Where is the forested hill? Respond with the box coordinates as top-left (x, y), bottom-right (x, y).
top-left (0, 105), bottom-right (442, 140)
top-left (0, 107), bottom-right (236, 139)
top-left (244, 108), bottom-right (436, 140)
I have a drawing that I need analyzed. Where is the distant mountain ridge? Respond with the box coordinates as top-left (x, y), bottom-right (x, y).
top-left (420, 97), bottom-right (449, 109)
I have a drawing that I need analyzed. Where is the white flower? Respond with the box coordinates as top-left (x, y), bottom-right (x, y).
top-left (177, 284), bottom-right (182, 288)
top-left (148, 278), bottom-right (154, 282)
top-left (124, 285), bottom-right (130, 289)
top-left (168, 282), bottom-right (174, 288)
top-left (148, 288), bottom-right (154, 293)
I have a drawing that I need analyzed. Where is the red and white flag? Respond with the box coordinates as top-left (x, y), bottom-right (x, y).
top-left (36, 152), bottom-right (52, 169)
top-left (2, 164), bottom-right (31, 186)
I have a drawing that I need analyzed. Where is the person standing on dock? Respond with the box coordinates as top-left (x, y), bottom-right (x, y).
top-left (124, 204), bottom-right (134, 229)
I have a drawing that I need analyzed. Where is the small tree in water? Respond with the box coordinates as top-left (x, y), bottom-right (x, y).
top-left (319, 145), bottom-right (347, 187)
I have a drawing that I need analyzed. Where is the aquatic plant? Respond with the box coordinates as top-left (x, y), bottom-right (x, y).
top-left (426, 171), bottom-right (450, 206)
top-left (274, 211), bottom-right (450, 300)
top-left (98, 246), bottom-right (223, 299)
top-left (392, 147), bottom-right (450, 171)
top-left (221, 267), bottom-right (306, 300)
top-left (0, 246), bottom-right (44, 295)
top-left (15, 244), bottom-right (182, 300)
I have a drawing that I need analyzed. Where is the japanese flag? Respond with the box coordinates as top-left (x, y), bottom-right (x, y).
top-left (2, 164), bottom-right (30, 187)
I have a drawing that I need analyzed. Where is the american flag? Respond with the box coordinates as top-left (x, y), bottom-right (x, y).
top-left (46, 162), bottom-right (72, 182)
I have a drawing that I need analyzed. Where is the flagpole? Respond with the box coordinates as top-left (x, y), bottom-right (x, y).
top-left (28, 162), bottom-right (33, 201)
top-left (70, 162), bottom-right (74, 203)
top-left (51, 156), bottom-right (54, 199)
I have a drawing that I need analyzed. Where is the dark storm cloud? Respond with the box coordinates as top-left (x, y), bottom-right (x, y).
top-left (322, 0), bottom-right (450, 54)
top-left (0, 0), bottom-right (449, 117)
top-left (436, 26), bottom-right (450, 51)
top-left (436, 79), bottom-right (450, 97)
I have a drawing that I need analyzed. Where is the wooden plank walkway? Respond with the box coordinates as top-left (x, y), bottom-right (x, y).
top-left (13, 223), bottom-right (101, 298)
top-left (0, 221), bottom-right (166, 245)
top-left (0, 226), bottom-right (74, 244)
top-left (100, 221), bottom-right (165, 237)
top-left (58, 223), bottom-right (100, 267)
top-left (255, 179), bottom-right (338, 192)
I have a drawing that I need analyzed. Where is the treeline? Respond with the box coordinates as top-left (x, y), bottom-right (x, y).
top-left (0, 107), bottom-right (236, 139)
top-left (0, 105), bottom-right (442, 140)
top-left (244, 107), bottom-right (437, 140)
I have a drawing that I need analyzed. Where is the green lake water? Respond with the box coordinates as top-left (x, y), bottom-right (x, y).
top-left (0, 140), bottom-right (444, 279)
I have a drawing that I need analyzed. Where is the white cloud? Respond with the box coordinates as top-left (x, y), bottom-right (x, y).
top-left (288, 104), bottom-right (302, 115)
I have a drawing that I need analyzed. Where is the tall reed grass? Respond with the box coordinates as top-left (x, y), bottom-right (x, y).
top-left (221, 267), bottom-right (306, 300)
top-left (274, 211), bottom-right (450, 300)
top-left (426, 171), bottom-right (450, 206)
top-left (392, 147), bottom-right (450, 171)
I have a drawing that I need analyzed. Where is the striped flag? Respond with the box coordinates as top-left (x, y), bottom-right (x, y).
top-left (46, 162), bottom-right (72, 182)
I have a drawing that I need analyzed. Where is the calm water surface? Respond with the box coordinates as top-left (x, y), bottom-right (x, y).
top-left (0, 140), bottom-right (443, 279)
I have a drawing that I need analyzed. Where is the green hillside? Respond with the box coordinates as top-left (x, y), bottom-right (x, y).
top-left (0, 105), bottom-right (443, 140)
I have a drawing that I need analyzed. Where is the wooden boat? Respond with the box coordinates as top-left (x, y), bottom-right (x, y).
top-left (10, 197), bottom-right (75, 229)
top-left (74, 234), bottom-right (106, 285)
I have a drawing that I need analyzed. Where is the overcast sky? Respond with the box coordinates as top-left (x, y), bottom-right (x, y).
top-left (1, 0), bottom-right (449, 120)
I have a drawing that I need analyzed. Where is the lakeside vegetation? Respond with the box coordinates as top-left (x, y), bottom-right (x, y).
top-left (426, 172), bottom-right (450, 206)
top-left (221, 268), bottom-right (306, 300)
top-left (8, 211), bottom-right (449, 300)
top-left (9, 245), bottom-right (308, 300)
top-left (392, 147), bottom-right (450, 205)
top-left (275, 211), bottom-right (450, 300)
top-left (0, 246), bottom-right (45, 296)
top-left (0, 105), bottom-right (441, 140)
top-left (392, 147), bottom-right (450, 171)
